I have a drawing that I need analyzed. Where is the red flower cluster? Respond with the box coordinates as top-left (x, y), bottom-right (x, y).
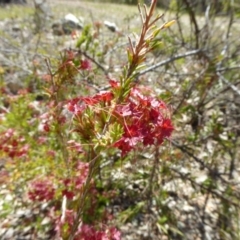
top-left (0, 128), bottom-right (29, 158)
top-left (66, 81), bottom-right (173, 156)
top-left (28, 178), bottom-right (55, 201)
top-left (75, 224), bottom-right (121, 240)
top-left (80, 59), bottom-right (92, 71)
top-left (113, 87), bottom-right (174, 155)
top-left (56, 217), bottom-right (121, 240)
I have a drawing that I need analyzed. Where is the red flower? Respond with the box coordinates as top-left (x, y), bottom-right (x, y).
top-left (94, 91), bottom-right (114, 103)
top-left (62, 189), bottom-right (75, 200)
top-left (113, 136), bottom-right (140, 157)
top-left (28, 179), bottom-right (55, 201)
top-left (43, 123), bottom-right (50, 132)
top-left (66, 98), bottom-right (86, 115)
top-left (80, 59), bottom-right (92, 70)
top-left (82, 96), bottom-right (99, 105)
top-left (112, 87), bottom-right (174, 155)
top-left (109, 79), bottom-right (120, 89)
top-left (161, 118), bottom-right (174, 138)
top-left (114, 103), bottom-right (132, 117)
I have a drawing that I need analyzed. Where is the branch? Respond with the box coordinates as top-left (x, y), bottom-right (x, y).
top-left (137, 49), bottom-right (202, 76)
top-left (170, 139), bottom-right (231, 186)
top-left (216, 73), bottom-right (240, 97)
top-left (78, 50), bottom-right (109, 77)
top-left (171, 167), bottom-right (240, 208)
top-left (182, 0), bottom-right (200, 49)
top-left (98, 49), bottom-right (203, 92)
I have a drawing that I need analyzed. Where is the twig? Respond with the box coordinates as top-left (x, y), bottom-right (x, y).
top-left (173, 66), bottom-right (207, 115)
top-left (170, 139), bottom-right (231, 186)
top-left (171, 167), bottom-right (240, 208)
top-left (99, 49), bottom-right (203, 91)
top-left (216, 73), bottom-right (240, 96)
top-left (78, 50), bottom-right (109, 77)
top-left (137, 49), bottom-right (202, 76)
top-left (215, 1), bottom-right (240, 96)
top-left (145, 145), bottom-right (159, 210)
top-left (182, 0), bottom-right (200, 49)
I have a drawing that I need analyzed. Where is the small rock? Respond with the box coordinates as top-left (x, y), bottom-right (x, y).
top-left (22, 226), bottom-right (32, 235)
top-left (52, 13), bottom-right (83, 36)
top-left (0, 228), bottom-right (7, 237)
top-left (3, 227), bottom-right (14, 239)
top-left (182, 204), bottom-right (195, 213)
top-left (10, 218), bottom-right (19, 227)
top-left (16, 209), bottom-right (32, 218)
top-left (16, 209), bottom-right (25, 218)
top-left (12, 24), bottom-right (21, 32)
top-left (40, 202), bottom-right (49, 211)
top-left (41, 216), bottom-right (51, 225)
top-left (195, 174), bottom-right (208, 184)
top-left (104, 20), bottom-right (119, 32)
top-left (5, 193), bottom-right (13, 202)
top-left (62, 14), bottom-right (83, 34)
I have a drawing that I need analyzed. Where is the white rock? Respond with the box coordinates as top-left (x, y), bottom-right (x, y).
top-left (195, 174), bottom-right (208, 184)
top-left (182, 204), bottom-right (195, 212)
top-left (104, 20), bottom-right (119, 32)
top-left (41, 216), bottom-right (51, 225)
top-left (4, 228), bottom-right (14, 238)
top-left (64, 13), bottom-right (83, 28)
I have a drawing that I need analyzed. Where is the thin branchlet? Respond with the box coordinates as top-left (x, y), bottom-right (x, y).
top-left (128, 36), bottom-right (135, 55)
top-left (138, 3), bottom-right (145, 24)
